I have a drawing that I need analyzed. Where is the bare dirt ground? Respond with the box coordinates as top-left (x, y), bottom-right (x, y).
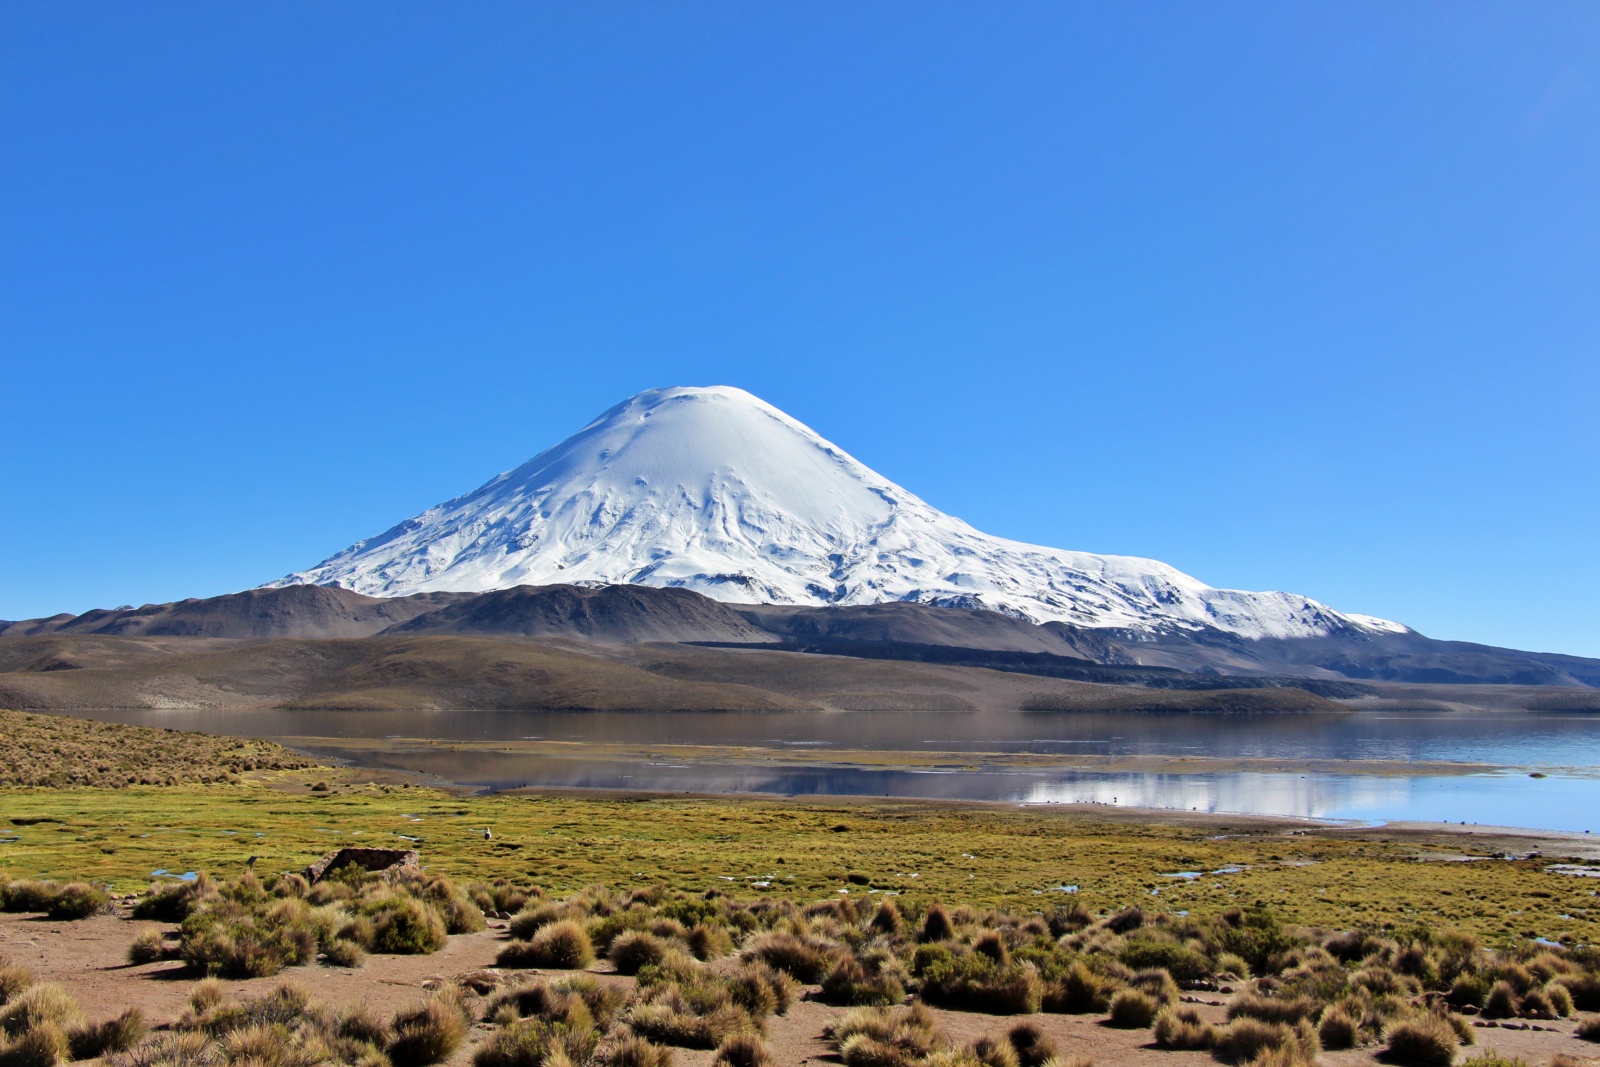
top-left (5, 912), bottom-right (1595, 1067)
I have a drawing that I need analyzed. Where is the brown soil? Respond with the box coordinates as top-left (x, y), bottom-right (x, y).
top-left (4, 912), bottom-right (1594, 1067)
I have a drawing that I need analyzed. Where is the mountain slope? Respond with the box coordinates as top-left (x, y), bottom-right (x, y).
top-left (0, 585), bottom-right (467, 640)
top-left (268, 386), bottom-right (1406, 642)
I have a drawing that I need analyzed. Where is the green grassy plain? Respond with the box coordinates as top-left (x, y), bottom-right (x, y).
top-left (2, 769), bottom-right (1595, 948)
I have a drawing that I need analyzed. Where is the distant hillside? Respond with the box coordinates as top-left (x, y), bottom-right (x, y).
top-left (6, 582), bottom-right (1594, 690)
top-left (0, 633), bottom-right (1346, 715)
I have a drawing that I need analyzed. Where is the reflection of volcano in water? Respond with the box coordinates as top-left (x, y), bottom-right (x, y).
top-left (1018, 772), bottom-right (1409, 819)
top-left (298, 745), bottom-right (1600, 833)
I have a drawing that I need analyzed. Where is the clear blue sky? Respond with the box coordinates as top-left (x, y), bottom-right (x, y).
top-left (3, 4), bottom-right (1596, 656)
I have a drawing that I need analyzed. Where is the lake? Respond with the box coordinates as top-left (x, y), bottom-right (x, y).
top-left (61, 708), bottom-right (1600, 833)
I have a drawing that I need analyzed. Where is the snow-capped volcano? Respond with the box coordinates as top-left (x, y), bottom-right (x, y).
top-left (268, 386), bottom-right (1406, 641)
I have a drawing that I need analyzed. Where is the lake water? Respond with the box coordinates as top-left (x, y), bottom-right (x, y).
top-left (63, 708), bottom-right (1600, 833)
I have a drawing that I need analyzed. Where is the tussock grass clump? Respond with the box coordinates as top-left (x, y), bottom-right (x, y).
top-left (1006, 1023), bottom-right (1056, 1067)
top-left (611, 931), bottom-right (671, 976)
top-left (0, 962), bottom-right (35, 1005)
top-left (67, 1010), bottom-right (148, 1060)
top-left (1227, 994), bottom-right (1321, 1026)
top-left (126, 928), bottom-right (166, 966)
top-left (1317, 1004), bottom-right (1360, 1049)
top-left (713, 1032), bottom-right (771, 1067)
top-left (688, 924), bottom-right (734, 962)
top-left (510, 902), bottom-right (579, 941)
top-left (1383, 1014), bottom-right (1460, 1067)
top-left (1107, 989), bottom-right (1159, 1029)
top-left (971, 1034), bottom-right (1021, 1067)
top-left (920, 904), bottom-right (956, 944)
top-left (1212, 1019), bottom-right (1319, 1066)
top-left (0, 1024), bottom-right (70, 1067)
top-left (726, 961), bottom-right (797, 1018)
top-left (0, 984), bottom-right (86, 1039)
top-left (104, 1031), bottom-right (217, 1067)
top-left (473, 1015), bottom-right (600, 1067)
top-left (1559, 974), bottom-right (1600, 1012)
top-left (1574, 1016), bottom-right (1600, 1042)
top-left (324, 937), bottom-right (366, 968)
top-left (741, 930), bottom-right (836, 983)
top-left (499, 920), bottom-right (596, 970)
top-left (595, 1032), bottom-right (675, 1067)
top-left (388, 993), bottom-right (470, 1067)
top-left (871, 899), bottom-right (904, 937)
top-left (1154, 1006), bottom-right (1216, 1050)
top-left (820, 954), bottom-right (907, 1007)
top-left (826, 1004), bottom-right (942, 1067)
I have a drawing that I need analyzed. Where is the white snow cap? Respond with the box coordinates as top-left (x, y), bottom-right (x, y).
top-left (267, 385), bottom-right (1407, 640)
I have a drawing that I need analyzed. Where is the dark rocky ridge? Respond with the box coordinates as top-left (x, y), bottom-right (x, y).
top-left (4, 581), bottom-right (1596, 691)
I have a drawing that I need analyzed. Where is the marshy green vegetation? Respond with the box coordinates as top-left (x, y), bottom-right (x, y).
top-left (3, 711), bottom-right (1600, 1067)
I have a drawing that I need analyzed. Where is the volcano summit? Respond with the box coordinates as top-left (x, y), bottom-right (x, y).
top-left (269, 386), bottom-right (1404, 643)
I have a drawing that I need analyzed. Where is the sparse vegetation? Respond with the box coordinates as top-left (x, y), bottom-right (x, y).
top-left (0, 709), bottom-right (318, 788)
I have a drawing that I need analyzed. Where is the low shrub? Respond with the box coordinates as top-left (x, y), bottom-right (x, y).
top-left (1154, 1006), bottom-right (1216, 1050)
top-left (45, 883), bottom-right (107, 921)
top-left (1121, 936), bottom-right (1211, 983)
top-left (1040, 961), bottom-right (1115, 1014)
top-left (1383, 1015), bottom-right (1459, 1067)
top-left (132, 880), bottom-right (207, 923)
top-left (0, 882), bottom-right (58, 915)
top-left (369, 897), bottom-right (449, 955)
top-left (820, 956), bottom-right (906, 1007)
top-left (913, 944), bottom-right (1042, 1015)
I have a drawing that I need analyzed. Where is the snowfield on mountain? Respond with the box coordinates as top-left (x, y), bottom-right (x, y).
top-left (268, 386), bottom-right (1407, 641)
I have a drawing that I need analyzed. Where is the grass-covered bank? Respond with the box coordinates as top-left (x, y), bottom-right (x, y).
top-left (1, 777), bottom-right (1597, 948)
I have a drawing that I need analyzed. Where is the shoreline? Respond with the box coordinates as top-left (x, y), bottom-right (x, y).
top-left (283, 737), bottom-right (1600, 854)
